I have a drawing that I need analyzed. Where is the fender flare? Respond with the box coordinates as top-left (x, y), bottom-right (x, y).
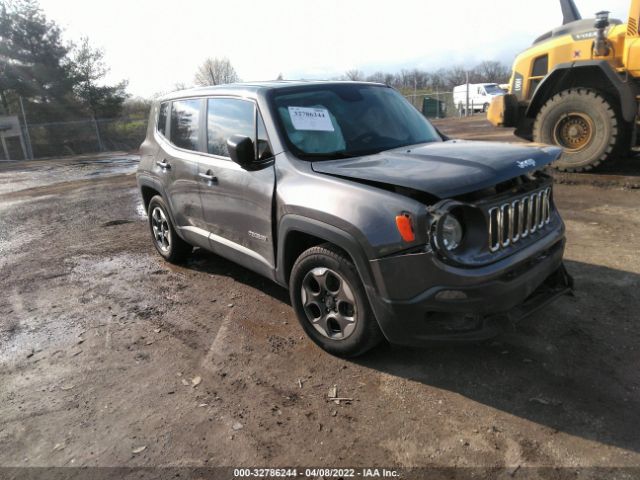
top-left (275, 214), bottom-right (377, 294)
top-left (526, 60), bottom-right (638, 123)
top-left (275, 214), bottom-right (391, 336)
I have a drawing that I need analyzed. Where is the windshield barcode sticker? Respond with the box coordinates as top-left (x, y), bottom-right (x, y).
top-left (288, 106), bottom-right (335, 132)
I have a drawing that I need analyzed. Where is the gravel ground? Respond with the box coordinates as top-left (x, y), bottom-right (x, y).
top-left (1, 119), bottom-right (639, 478)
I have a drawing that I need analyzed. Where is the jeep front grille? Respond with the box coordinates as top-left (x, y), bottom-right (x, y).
top-left (488, 187), bottom-right (552, 252)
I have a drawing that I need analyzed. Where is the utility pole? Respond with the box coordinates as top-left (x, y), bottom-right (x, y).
top-left (465, 71), bottom-right (470, 118)
top-left (19, 96), bottom-right (34, 160)
top-left (92, 116), bottom-right (104, 152)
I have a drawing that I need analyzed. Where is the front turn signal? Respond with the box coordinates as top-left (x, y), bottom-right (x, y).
top-left (395, 214), bottom-right (415, 243)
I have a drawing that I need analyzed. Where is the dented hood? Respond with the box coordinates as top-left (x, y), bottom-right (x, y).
top-left (311, 140), bottom-right (561, 198)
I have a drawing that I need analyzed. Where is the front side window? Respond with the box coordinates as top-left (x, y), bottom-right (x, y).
top-left (257, 112), bottom-right (272, 160)
top-left (170, 99), bottom-right (200, 151)
top-left (157, 102), bottom-right (169, 136)
top-left (484, 84), bottom-right (503, 94)
top-left (269, 84), bottom-right (441, 159)
top-left (207, 98), bottom-right (255, 157)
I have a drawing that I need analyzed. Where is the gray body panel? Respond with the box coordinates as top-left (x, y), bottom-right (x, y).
top-left (136, 81), bottom-right (570, 346)
top-left (311, 140), bottom-right (561, 198)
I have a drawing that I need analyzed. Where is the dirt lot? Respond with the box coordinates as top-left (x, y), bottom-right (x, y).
top-left (1, 118), bottom-right (639, 477)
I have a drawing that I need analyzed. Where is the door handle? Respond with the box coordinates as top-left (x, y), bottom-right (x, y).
top-left (198, 171), bottom-right (218, 183)
top-left (156, 159), bottom-right (171, 170)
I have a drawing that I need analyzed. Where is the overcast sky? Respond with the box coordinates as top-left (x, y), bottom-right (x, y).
top-left (39, 0), bottom-right (631, 98)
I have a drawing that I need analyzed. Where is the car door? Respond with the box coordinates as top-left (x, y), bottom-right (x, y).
top-left (198, 96), bottom-right (276, 275)
top-left (157, 98), bottom-right (204, 245)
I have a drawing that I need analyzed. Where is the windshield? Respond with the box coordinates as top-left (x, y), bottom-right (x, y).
top-left (269, 84), bottom-right (442, 159)
top-left (484, 84), bottom-right (505, 95)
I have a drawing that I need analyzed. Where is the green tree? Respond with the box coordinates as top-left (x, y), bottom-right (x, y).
top-left (70, 36), bottom-right (128, 118)
top-left (0, 0), bottom-right (77, 119)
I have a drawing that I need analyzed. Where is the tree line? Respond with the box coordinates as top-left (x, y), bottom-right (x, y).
top-left (342, 61), bottom-right (511, 91)
top-left (191, 57), bottom-right (511, 92)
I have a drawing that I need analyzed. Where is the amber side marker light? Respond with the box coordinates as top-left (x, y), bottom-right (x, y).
top-left (395, 214), bottom-right (415, 242)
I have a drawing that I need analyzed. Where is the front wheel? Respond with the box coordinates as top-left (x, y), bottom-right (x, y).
top-left (533, 88), bottom-right (621, 172)
top-left (289, 244), bottom-right (383, 357)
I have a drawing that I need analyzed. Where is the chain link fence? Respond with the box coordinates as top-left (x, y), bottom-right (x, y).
top-left (403, 91), bottom-right (487, 119)
top-left (8, 116), bottom-right (148, 160)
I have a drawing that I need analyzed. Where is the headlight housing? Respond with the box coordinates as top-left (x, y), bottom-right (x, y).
top-left (440, 214), bottom-right (463, 251)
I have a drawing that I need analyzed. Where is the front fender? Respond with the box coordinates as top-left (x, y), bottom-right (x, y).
top-left (526, 60), bottom-right (638, 122)
top-left (275, 214), bottom-right (396, 340)
top-left (275, 214), bottom-right (376, 290)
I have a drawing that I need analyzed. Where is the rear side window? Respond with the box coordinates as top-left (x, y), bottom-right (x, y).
top-left (207, 98), bottom-right (254, 157)
top-left (170, 99), bottom-right (201, 151)
top-left (157, 102), bottom-right (169, 136)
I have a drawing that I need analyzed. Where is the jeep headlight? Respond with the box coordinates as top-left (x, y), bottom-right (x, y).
top-left (441, 214), bottom-right (463, 251)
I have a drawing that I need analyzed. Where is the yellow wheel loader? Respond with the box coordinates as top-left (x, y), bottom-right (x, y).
top-left (487, 0), bottom-right (640, 171)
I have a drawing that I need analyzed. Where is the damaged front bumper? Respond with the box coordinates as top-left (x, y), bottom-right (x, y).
top-left (366, 234), bottom-right (573, 346)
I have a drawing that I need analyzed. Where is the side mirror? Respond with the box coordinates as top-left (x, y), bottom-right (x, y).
top-left (227, 134), bottom-right (255, 167)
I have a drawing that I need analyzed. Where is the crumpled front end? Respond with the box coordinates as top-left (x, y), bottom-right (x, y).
top-left (364, 172), bottom-right (573, 346)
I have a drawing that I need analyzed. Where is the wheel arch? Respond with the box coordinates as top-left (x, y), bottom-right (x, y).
top-left (525, 60), bottom-right (637, 123)
top-left (141, 185), bottom-right (160, 212)
top-left (276, 215), bottom-right (376, 292)
top-left (137, 175), bottom-right (166, 211)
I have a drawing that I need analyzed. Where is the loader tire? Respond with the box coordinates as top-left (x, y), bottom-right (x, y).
top-left (533, 88), bottom-right (620, 172)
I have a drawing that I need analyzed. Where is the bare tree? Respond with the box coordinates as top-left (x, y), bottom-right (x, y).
top-left (344, 69), bottom-right (364, 81)
top-left (410, 68), bottom-right (429, 90)
top-left (194, 57), bottom-right (240, 86)
top-left (473, 61), bottom-right (511, 84)
top-left (382, 72), bottom-right (395, 86)
top-left (445, 66), bottom-right (469, 88)
top-left (429, 68), bottom-right (447, 90)
top-left (397, 69), bottom-right (412, 89)
top-left (365, 71), bottom-right (386, 83)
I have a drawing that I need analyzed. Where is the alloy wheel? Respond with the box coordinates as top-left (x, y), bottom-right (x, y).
top-left (300, 267), bottom-right (358, 340)
top-left (151, 206), bottom-right (171, 253)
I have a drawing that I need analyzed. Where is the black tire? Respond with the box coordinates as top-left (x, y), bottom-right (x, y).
top-left (147, 195), bottom-right (191, 263)
top-left (533, 88), bottom-right (620, 172)
top-left (482, 102), bottom-right (489, 113)
top-left (289, 244), bottom-right (384, 357)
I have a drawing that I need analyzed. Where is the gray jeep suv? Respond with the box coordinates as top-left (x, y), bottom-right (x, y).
top-left (137, 81), bottom-right (573, 357)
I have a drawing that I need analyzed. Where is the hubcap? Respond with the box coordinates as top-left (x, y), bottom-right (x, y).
top-left (151, 206), bottom-right (171, 253)
top-left (300, 267), bottom-right (357, 340)
top-left (553, 112), bottom-right (594, 151)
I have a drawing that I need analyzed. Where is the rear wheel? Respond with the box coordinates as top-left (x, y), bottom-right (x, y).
top-left (289, 244), bottom-right (383, 357)
top-left (533, 88), bottom-right (620, 172)
top-left (147, 195), bottom-right (191, 263)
